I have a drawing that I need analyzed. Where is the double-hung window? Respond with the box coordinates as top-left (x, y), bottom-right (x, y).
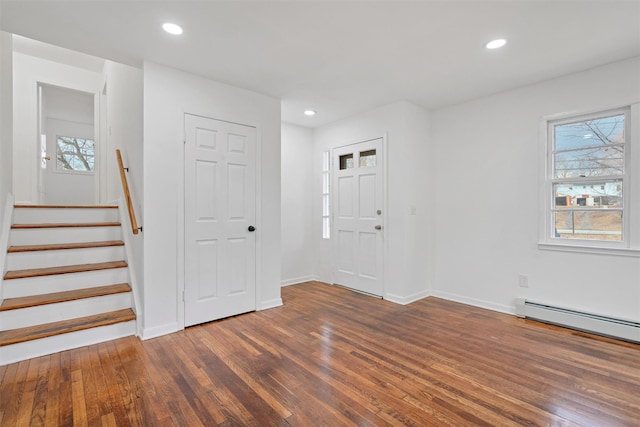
top-left (542, 106), bottom-right (638, 253)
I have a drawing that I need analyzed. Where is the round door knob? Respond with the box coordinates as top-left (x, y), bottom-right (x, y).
top-left (248, 225), bottom-right (256, 232)
top-left (374, 225), bottom-right (382, 230)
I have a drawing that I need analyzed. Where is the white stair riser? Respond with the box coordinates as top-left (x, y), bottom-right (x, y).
top-left (3, 268), bottom-right (129, 298)
top-left (6, 246), bottom-right (126, 270)
top-left (1, 293), bottom-right (133, 330)
top-left (13, 207), bottom-right (119, 224)
top-left (0, 320), bottom-right (136, 366)
top-left (10, 226), bottom-right (122, 246)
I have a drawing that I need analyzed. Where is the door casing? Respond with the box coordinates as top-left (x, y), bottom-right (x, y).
top-left (36, 82), bottom-right (101, 204)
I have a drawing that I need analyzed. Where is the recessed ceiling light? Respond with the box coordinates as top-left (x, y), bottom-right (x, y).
top-left (304, 110), bottom-right (316, 116)
top-left (485, 39), bottom-right (507, 49)
top-left (162, 23), bottom-right (183, 35)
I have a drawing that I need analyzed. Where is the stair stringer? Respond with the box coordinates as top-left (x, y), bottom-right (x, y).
top-left (0, 194), bottom-right (14, 304)
top-left (118, 198), bottom-right (143, 337)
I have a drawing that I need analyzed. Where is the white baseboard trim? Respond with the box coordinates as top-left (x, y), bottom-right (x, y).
top-left (258, 298), bottom-right (283, 310)
top-left (281, 275), bottom-right (318, 287)
top-left (141, 322), bottom-right (179, 340)
top-left (431, 290), bottom-right (515, 315)
top-left (384, 289), bottom-right (431, 305)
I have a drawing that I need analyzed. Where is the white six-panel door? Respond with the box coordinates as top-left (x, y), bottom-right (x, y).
top-left (184, 114), bottom-right (257, 326)
top-left (332, 138), bottom-right (384, 296)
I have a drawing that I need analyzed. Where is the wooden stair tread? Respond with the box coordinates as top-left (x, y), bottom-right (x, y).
top-left (8, 240), bottom-right (124, 253)
top-left (14, 204), bottom-right (118, 209)
top-left (3, 261), bottom-right (128, 280)
top-left (0, 284), bottom-right (131, 311)
top-left (0, 309), bottom-right (136, 346)
top-left (11, 222), bottom-right (121, 229)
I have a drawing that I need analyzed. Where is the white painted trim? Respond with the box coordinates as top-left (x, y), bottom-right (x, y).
top-left (538, 242), bottom-right (640, 257)
top-left (93, 91), bottom-right (101, 204)
top-left (281, 275), bottom-right (318, 287)
top-left (382, 133), bottom-right (389, 300)
top-left (99, 81), bottom-right (108, 203)
top-left (255, 121), bottom-right (264, 321)
top-left (118, 197), bottom-right (143, 337)
top-left (141, 322), bottom-right (179, 340)
top-left (36, 82), bottom-right (102, 205)
top-left (384, 289), bottom-right (430, 305)
top-left (541, 99), bottom-right (640, 123)
top-left (0, 194), bottom-right (14, 303)
top-left (258, 298), bottom-right (283, 311)
top-left (430, 289), bottom-right (516, 315)
top-left (176, 109), bottom-right (186, 331)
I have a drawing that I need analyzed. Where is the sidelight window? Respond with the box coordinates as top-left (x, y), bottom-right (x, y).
top-left (322, 151), bottom-right (330, 239)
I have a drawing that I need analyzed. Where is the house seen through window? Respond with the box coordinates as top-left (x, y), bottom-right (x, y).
top-left (548, 109), bottom-right (627, 242)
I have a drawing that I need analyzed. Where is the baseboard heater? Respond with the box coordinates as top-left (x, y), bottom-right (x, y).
top-left (515, 298), bottom-right (640, 343)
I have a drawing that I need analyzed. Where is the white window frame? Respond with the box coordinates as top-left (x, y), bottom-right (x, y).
top-left (539, 103), bottom-right (640, 256)
top-left (322, 150), bottom-right (330, 239)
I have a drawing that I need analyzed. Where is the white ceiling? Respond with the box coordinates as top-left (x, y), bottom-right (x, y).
top-left (12, 35), bottom-right (105, 73)
top-left (2, 1), bottom-right (639, 127)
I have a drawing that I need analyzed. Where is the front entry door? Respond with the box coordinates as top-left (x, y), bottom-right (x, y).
top-left (184, 114), bottom-right (257, 326)
top-left (332, 138), bottom-right (384, 296)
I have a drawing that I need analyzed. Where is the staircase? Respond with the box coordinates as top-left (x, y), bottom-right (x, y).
top-left (0, 205), bottom-right (137, 366)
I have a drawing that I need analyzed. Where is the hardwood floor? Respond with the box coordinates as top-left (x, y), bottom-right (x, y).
top-left (1, 281), bottom-right (638, 426)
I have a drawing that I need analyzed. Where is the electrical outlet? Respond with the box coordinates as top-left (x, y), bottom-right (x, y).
top-left (518, 274), bottom-right (529, 288)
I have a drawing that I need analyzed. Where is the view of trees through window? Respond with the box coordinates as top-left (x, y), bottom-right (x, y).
top-left (56, 136), bottom-right (95, 172)
top-left (551, 112), bottom-right (626, 241)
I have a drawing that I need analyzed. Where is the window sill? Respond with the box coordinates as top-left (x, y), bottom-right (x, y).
top-left (538, 242), bottom-right (640, 257)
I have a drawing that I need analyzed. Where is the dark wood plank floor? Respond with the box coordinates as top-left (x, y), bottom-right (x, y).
top-left (1, 281), bottom-right (638, 426)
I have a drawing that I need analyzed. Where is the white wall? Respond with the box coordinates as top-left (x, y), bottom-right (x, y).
top-left (281, 123), bottom-right (315, 285)
top-left (103, 60), bottom-right (143, 206)
top-left (0, 30), bottom-right (13, 302)
top-left (431, 57), bottom-right (640, 320)
top-left (313, 101), bottom-right (432, 303)
top-left (102, 60), bottom-right (144, 325)
top-left (143, 61), bottom-right (281, 339)
top-left (0, 31), bottom-right (12, 220)
top-left (12, 52), bottom-right (102, 204)
top-left (42, 84), bottom-right (94, 123)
